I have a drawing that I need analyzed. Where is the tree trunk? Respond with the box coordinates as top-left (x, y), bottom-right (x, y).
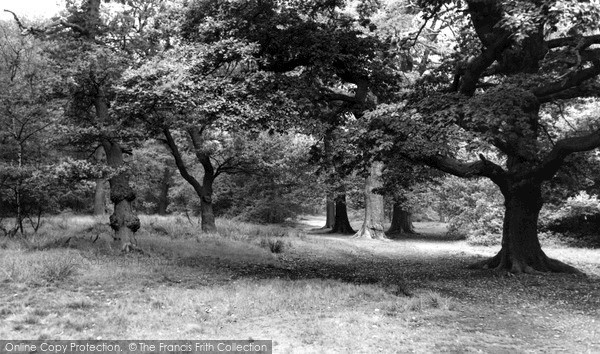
top-left (200, 169), bottom-right (217, 233)
top-left (387, 203), bottom-right (415, 235)
top-left (156, 167), bottom-right (171, 215)
top-left (330, 193), bottom-right (355, 234)
top-left (102, 139), bottom-right (140, 251)
top-left (93, 180), bottom-right (108, 216)
top-left (93, 147), bottom-right (107, 216)
top-left (322, 194), bottom-right (335, 229)
top-left (470, 183), bottom-right (581, 274)
top-left (354, 162), bottom-right (386, 239)
top-left (162, 127), bottom-right (218, 232)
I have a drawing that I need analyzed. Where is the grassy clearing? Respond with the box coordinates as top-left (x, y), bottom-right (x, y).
top-left (0, 215), bottom-right (599, 352)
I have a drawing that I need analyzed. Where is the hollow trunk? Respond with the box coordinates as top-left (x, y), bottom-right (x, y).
top-left (354, 162), bottom-right (386, 239)
top-left (323, 194), bottom-right (336, 229)
top-left (471, 182), bottom-right (581, 274)
top-left (330, 193), bottom-right (355, 234)
top-left (102, 140), bottom-right (140, 252)
top-left (156, 167), bottom-right (171, 215)
top-left (387, 204), bottom-right (415, 235)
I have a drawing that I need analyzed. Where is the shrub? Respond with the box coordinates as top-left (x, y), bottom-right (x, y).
top-left (436, 177), bottom-right (504, 245)
top-left (539, 192), bottom-right (600, 247)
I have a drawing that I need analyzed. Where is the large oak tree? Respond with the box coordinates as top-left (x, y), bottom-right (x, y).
top-left (375, 0), bottom-right (600, 273)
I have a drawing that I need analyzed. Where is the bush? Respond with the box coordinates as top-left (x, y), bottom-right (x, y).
top-left (434, 177), bottom-right (504, 245)
top-left (539, 192), bottom-right (600, 247)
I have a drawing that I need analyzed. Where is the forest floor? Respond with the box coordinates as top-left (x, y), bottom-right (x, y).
top-left (0, 215), bottom-right (599, 353)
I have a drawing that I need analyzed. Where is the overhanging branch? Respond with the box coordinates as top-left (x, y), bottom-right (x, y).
top-left (533, 62), bottom-right (600, 100)
top-left (532, 129), bottom-right (600, 181)
top-left (423, 154), bottom-right (507, 191)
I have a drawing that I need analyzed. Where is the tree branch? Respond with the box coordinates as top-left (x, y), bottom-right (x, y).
top-left (162, 127), bottom-right (205, 198)
top-left (533, 61), bottom-right (600, 100)
top-left (458, 33), bottom-right (512, 96)
top-left (546, 35), bottom-right (600, 49)
top-left (532, 129), bottom-right (600, 181)
top-left (423, 154), bottom-right (508, 191)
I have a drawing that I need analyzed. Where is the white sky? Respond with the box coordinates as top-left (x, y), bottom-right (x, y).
top-left (1, 0), bottom-right (64, 21)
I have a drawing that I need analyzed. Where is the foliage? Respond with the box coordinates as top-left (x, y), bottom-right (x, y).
top-left (426, 176), bottom-right (504, 244)
top-left (539, 191), bottom-right (600, 248)
top-left (214, 133), bottom-right (321, 224)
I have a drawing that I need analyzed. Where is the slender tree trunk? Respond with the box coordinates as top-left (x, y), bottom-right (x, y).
top-left (470, 182), bottom-right (581, 274)
top-left (387, 203), bottom-right (415, 236)
top-left (156, 167), bottom-right (171, 215)
top-left (163, 127), bottom-right (217, 232)
top-left (322, 194), bottom-right (335, 229)
top-left (354, 162), bottom-right (386, 239)
top-left (102, 139), bottom-right (140, 251)
top-left (200, 169), bottom-right (217, 233)
top-left (93, 147), bottom-right (107, 216)
top-left (330, 193), bottom-right (355, 234)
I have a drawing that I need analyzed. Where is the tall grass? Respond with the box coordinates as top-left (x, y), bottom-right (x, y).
top-left (0, 249), bottom-right (83, 284)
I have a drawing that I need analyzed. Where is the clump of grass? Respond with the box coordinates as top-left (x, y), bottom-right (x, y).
top-left (0, 307), bottom-right (14, 318)
top-left (0, 249), bottom-right (82, 284)
top-left (259, 238), bottom-right (286, 253)
top-left (66, 300), bottom-right (94, 310)
top-left (31, 308), bottom-right (49, 317)
top-left (384, 291), bottom-right (454, 316)
top-left (140, 215), bottom-right (200, 239)
top-left (38, 254), bottom-right (79, 283)
top-left (23, 315), bottom-right (40, 325)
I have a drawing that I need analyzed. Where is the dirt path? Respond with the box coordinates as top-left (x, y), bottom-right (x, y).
top-left (287, 215), bottom-right (600, 353)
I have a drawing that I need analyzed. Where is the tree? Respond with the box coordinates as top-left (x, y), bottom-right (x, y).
top-left (5, 0), bottom-right (173, 249)
top-left (373, 0), bottom-right (600, 273)
top-left (354, 161), bottom-right (386, 239)
top-left (181, 0), bottom-right (403, 235)
top-left (117, 40), bottom-right (280, 231)
top-left (0, 20), bottom-right (61, 234)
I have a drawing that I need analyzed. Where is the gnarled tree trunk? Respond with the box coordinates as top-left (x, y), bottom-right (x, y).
top-left (354, 162), bottom-right (386, 239)
top-left (387, 203), bottom-right (414, 235)
top-left (471, 182), bottom-right (581, 274)
top-left (102, 139), bottom-right (140, 251)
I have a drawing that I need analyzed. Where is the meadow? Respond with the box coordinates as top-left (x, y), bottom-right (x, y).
top-left (0, 215), bottom-right (599, 353)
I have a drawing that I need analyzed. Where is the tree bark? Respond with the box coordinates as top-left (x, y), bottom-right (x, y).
top-left (354, 162), bottom-right (386, 239)
top-left (93, 147), bottom-right (107, 216)
top-left (156, 167), bottom-right (171, 215)
top-left (200, 164), bottom-right (217, 233)
top-left (162, 127), bottom-right (217, 232)
top-left (93, 180), bottom-right (108, 216)
top-left (322, 194), bottom-right (335, 229)
top-left (330, 193), bottom-right (355, 234)
top-left (387, 203), bottom-right (415, 235)
top-left (102, 139), bottom-right (140, 251)
top-left (470, 182), bottom-right (581, 274)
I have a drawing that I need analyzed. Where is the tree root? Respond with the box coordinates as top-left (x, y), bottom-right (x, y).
top-left (353, 225), bottom-right (386, 240)
top-left (469, 250), bottom-right (584, 276)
